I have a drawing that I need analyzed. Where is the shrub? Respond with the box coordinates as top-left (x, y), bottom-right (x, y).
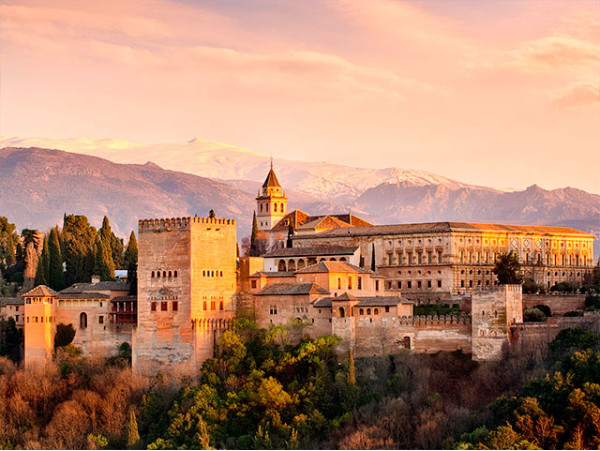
top-left (533, 304), bottom-right (551, 317)
top-left (563, 311), bottom-right (583, 317)
top-left (585, 293), bottom-right (600, 310)
top-left (523, 307), bottom-right (546, 322)
top-left (522, 278), bottom-right (541, 294)
top-left (551, 281), bottom-right (579, 293)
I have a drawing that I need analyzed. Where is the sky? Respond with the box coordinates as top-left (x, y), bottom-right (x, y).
top-left (0, 0), bottom-right (599, 192)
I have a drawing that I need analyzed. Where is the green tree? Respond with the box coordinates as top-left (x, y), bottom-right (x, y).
top-left (94, 239), bottom-right (115, 281)
top-left (124, 231), bottom-right (138, 295)
top-left (250, 211), bottom-right (259, 257)
top-left (99, 216), bottom-right (124, 270)
top-left (494, 251), bottom-right (522, 284)
top-left (34, 234), bottom-right (50, 286)
top-left (127, 409), bottom-right (140, 449)
top-left (54, 323), bottom-right (76, 348)
top-left (0, 216), bottom-right (18, 269)
top-left (0, 318), bottom-right (23, 362)
top-left (48, 227), bottom-right (65, 290)
top-left (63, 214), bottom-right (97, 285)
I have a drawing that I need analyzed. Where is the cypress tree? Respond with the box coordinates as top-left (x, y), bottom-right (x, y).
top-left (34, 234), bottom-right (49, 286)
top-left (126, 409), bottom-right (140, 449)
top-left (250, 211), bottom-right (259, 257)
top-left (99, 216), bottom-right (123, 270)
top-left (48, 227), bottom-right (65, 290)
top-left (94, 239), bottom-right (115, 281)
top-left (124, 232), bottom-right (138, 295)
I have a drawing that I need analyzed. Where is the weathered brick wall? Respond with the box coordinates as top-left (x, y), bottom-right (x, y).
top-left (523, 294), bottom-right (585, 316)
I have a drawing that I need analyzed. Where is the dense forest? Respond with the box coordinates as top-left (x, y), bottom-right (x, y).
top-left (0, 214), bottom-right (137, 296)
top-left (0, 318), bottom-right (600, 449)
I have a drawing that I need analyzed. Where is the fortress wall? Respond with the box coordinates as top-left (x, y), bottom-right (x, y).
top-left (523, 294), bottom-right (585, 316)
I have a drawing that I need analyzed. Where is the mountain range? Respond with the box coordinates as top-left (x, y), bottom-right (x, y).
top-left (0, 138), bottom-right (598, 257)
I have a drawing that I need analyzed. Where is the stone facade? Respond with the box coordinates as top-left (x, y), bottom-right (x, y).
top-left (133, 216), bottom-right (237, 376)
top-left (22, 281), bottom-right (133, 368)
top-left (0, 297), bottom-right (24, 328)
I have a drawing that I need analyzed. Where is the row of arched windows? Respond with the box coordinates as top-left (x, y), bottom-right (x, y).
top-left (151, 270), bottom-right (178, 278)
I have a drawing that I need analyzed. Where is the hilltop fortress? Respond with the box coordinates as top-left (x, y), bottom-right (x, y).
top-left (13, 166), bottom-right (596, 372)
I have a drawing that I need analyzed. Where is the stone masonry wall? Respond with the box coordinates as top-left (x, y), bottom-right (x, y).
top-left (523, 294), bottom-right (585, 316)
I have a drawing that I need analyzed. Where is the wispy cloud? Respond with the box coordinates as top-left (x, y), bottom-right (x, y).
top-left (553, 82), bottom-right (600, 108)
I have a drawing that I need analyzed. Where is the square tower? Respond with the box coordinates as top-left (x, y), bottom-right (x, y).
top-left (133, 216), bottom-right (237, 376)
top-left (23, 285), bottom-right (57, 368)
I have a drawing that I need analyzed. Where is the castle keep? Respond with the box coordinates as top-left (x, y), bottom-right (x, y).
top-left (133, 216), bottom-right (237, 375)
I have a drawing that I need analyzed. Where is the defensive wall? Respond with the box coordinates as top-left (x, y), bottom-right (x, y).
top-left (522, 293), bottom-right (586, 316)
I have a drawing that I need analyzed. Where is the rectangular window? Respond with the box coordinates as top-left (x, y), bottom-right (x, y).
top-left (385, 306), bottom-right (390, 313)
top-left (428, 252), bottom-right (432, 264)
top-left (151, 302), bottom-right (156, 312)
top-left (161, 302), bottom-right (168, 311)
top-left (219, 301), bottom-right (223, 310)
top-left (211, 301), bottom-right (216, 310)
top-left (407, 281), bottom-right (412, 289)
top-left (358, 277), bottom-right (362, 290)
top-left (397, 281), bottom-right (402, 289)
top-left (388, 254), bottom-right (393, 265)
top-left (418, 253), bottom-right (423, 265)
top-left (203, 301), bottom-right (207, 311)
top-left (427, 280), bottom-right (432, 288)
top-left (27, 317), bottom-right (29, 323)
top-left (337, 278), bottom-right (342, 289)
top-left (417, 281), bottom-right (422, 289)
top-left (269, 304), bottom-right (278, 315)
top-left (375, 280), bottom-right (380, 291)
top-left (251, 280), bottom-right (257, 289)
top-left (99, 316), bottom-right (104, 324)
top-left (437, 280), bottom-right (442, 288)
top-left (172, 301), bottom-right (178, 311)
top-left (348, 277), bottom-right (352, 289)
top-left (461, 280), bottom-right (465, 288)
top-left (469, 280), bottom-right (473, 287)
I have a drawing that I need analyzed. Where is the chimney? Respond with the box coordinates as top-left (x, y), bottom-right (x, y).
top-left (91, 275), bottom-right (100, 284)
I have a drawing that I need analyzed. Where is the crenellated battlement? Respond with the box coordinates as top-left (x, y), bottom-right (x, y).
top-left (138, 216), bottom-right (237, 232)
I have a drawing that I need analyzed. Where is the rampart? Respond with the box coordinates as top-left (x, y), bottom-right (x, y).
top-left (523, 293), bottom-right (585, 316)
top-left (138, 216), bottom-right (236, 232)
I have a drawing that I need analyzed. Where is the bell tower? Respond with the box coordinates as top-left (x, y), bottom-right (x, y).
top-left (256, 161), bottom-right (287, 231)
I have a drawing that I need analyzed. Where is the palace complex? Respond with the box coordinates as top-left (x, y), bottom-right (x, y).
top-left (6, 165), bottom-right (596, 372)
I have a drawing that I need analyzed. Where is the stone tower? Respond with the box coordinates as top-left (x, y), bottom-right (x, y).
top-left (133, 216), bottom-right (237, 376)
top-left (23, 285), bottom-right (57, 368)
top-left (471, 284), bottom-right (523, 361)
top-left (256, 163), bottom-right (287, 231)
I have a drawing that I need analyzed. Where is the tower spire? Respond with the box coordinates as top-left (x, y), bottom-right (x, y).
top-left (270, 155), bottom-right (273, 170)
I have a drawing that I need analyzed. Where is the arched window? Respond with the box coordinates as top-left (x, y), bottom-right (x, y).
top-left (340, 257), bottom-right (347, 262)
top-left (359, 308), bottom-right (364, 315)
top-left (151, 271), bottom-right (155, 278)
top-left (157, 271), bottom-right (161, 278)
top-left (168, 271), bottom-right (172, 278)
top-left (174, 270), bottom-right (178, 278)
top-left (211, 270), bottom-right (215, 277)
top-left (162, 271), bottom-right (166, 278)
top-left (339, 307), bottom-right (346, 318)
top-left (220, 271), bottom-right (223, 277)
top-left (288, 260), bottom-right (296, 271)
top-left (278, 260), bottom-right (287, 271)
top-left (374, 308), bottom-right (379, 315)
top-left (80, 312), bottom-right (87, 329)
top-left (274, 203), bottom-right (278, 212)
top-left (297, 259), bottom-right (306, 269)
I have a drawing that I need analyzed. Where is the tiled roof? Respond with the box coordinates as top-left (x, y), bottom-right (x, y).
top-left (0, 297), bottom-right (23, 306)
top-left (60, 281), bottom-right (129, 294)
top-left (297, 216), bottom-right (351, 231)
top-left (111, 295), bottom-right (137, 303)
top-left (263, 246), bottom-right (358, 258)
top-left (57, 292), bottom-right (110, 300)
top-left (356, 297), bottom-right (412, 307)
top-left (249, 271), bottom-right (296, 278)
top-left (262, 168), bottom-right (281, 188)
top-left (272, 210), bottom-right (311, 231)
top-left (256, 282), bottom-right (330, 296)
top-left (22, 285), bottom-right (58, 297)
top-left (293, 221), bottom-right (594, 239)
top-left (296, 261), bottom-right (384, 277)
top-left (313, 295), bottom-right (411, 308)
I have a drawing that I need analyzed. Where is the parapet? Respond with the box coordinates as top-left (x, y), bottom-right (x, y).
top-left (138, 216), bottom-right (237, 233)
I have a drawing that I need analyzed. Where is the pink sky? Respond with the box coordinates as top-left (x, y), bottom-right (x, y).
top-left (1, 0), bottom-right (599, 192)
